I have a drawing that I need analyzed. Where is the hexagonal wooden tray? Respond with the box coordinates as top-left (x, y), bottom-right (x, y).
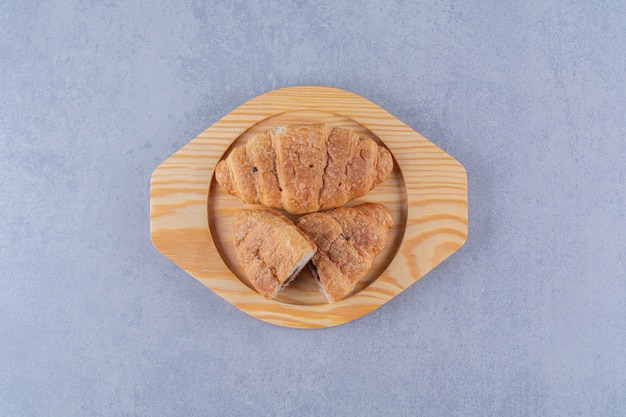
top-left (150, 86), bottom-right (467, 328)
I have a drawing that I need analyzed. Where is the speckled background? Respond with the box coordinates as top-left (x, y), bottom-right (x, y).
top-left (1, 1), bottom-right (625, 416)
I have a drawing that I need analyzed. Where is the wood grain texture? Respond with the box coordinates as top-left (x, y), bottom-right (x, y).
top-left (150, 86), bottom-right (467, 328)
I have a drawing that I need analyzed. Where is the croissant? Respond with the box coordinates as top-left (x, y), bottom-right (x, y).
top-left (215, 124), bottom-right (393, 214)
top-left (232, 208), bottom-right (316, 299)
top-left (296, 202), bottom-right (394, 303)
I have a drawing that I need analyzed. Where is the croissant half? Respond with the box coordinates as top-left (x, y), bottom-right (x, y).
top-left (215, 124), bottom-right (394, 214)
top-left (296, 203), bottom-right (394, 303)
top-left (232, 208), bottom-right (317, 299)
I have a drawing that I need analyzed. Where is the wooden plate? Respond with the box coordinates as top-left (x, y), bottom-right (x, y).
top-left (150, 86), bottom-right (467, 328)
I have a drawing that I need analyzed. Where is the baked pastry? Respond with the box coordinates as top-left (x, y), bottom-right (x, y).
top-left (215, 124), bottom-right (393, 214)
top-left (296, 203), bottom-right (394, 303)
top-left (232, 208), bottom-right (316, 299)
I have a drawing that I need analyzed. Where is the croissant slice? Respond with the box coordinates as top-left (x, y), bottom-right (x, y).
top-left (232, 208), bottom-right (316, 299)
top-left (296, 203), bottom-right (394, 303)
top-left (215, 124), bottom-right (393, 214)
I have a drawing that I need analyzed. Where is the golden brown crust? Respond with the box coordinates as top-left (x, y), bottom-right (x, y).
top-left (296, 203), bottom-right (394, 302)
top-left (375, 145), bottom-right (394, 186)
top-left (232, 208), bottom-right (317, 299)
top-left (319, 127), bottom-right (357, 209)
top-left (215, 124), bottom-right (393, 214)
top-left (214, 160), bottom-right (234, 196)
top-left (246, 131), bottom-right (281, 208)
top-left (273, 124), bottom-right (331, 214)
top-left (227, 147), bottom-right (258, 203)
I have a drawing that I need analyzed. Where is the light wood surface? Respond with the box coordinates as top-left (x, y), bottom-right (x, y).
top-left (150, 86), bottom-right (467, 328)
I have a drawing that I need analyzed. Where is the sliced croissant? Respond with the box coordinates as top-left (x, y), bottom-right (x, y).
top-left (215, 124), bottom-right (393, 214)
top-left (232, 208), bottom-right (316, 299)
top-left (296, 203), bottom-right (394, 303)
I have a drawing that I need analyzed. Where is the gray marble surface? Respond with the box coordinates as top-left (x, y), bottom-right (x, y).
top-left (2, 1), bottom-right (625, 416)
